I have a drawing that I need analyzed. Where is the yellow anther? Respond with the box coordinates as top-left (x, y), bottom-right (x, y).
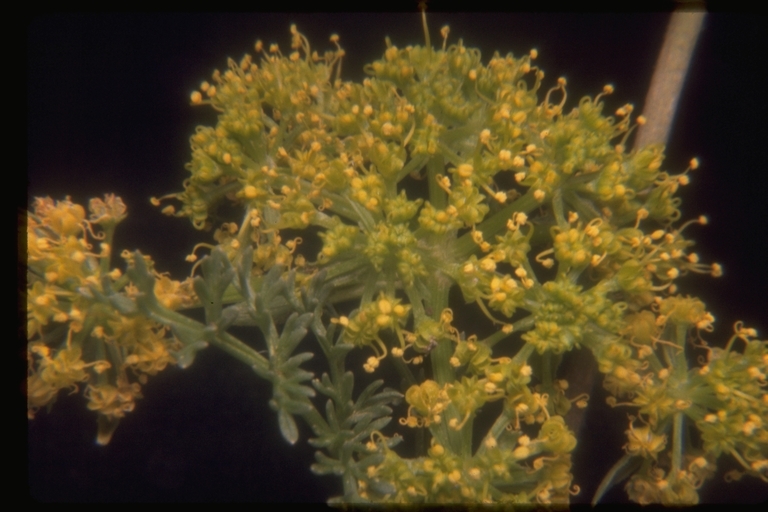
top-left (511, 111), bottom-right (526, 124)
top-left (513, 446), bottom-right (530, 459)
top-left (585, 225), bottom-right (600, 238)
top-left (457, 164), bottom-right (473, 178)
top-left (480, 258), bottom-right (496, 272)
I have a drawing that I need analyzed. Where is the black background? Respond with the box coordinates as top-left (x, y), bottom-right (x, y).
top-left (27, 12), bottom-right (767, 503)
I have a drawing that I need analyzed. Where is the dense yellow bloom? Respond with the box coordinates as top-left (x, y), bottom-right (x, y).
top-left (28, 19), bottom-right (767, 505)
top-left (27, 195), bottom-right (189, 443)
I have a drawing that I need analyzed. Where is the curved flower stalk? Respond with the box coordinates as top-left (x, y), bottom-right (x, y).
top-left (27, 18), bottom-right (766, 504)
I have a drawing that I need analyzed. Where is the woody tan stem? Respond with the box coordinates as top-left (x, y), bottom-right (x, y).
top-left (635, 11), bottom-right (706, 149)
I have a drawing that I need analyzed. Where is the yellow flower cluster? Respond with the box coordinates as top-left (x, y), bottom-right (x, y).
top-left (164, 23), bottom-right (762, 504)
top-left (27, 196), bottom-right (195, 444)
top-left (363, 416), bottom-right (577, 503)
top-left (29, 19), bottom-right (767, 505)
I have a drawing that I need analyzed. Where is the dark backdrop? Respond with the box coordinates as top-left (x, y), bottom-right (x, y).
top-left (27, 12), bottom-right (767, 503)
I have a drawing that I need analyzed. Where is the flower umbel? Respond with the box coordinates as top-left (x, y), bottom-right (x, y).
top-left (28, 18), bottom-right (766, 505)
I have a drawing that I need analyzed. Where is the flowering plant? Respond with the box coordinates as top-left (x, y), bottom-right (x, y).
top-left (27, 13), bottom-right (767, 503)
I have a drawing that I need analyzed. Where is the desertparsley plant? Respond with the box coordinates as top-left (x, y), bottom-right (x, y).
top-left (27, 14), bottom-right (767, 504)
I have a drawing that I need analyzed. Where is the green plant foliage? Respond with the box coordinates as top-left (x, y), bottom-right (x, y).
top-left (27, 19), bottom-right (767, 504)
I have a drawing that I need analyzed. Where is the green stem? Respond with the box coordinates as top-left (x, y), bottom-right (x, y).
top-left (321, 255), bottom-right (370, 282)
top-left (429, 416), bottom-right (451, 450)
top-left (460, 414), bottom-right (473, 459)
top-left (484, 315), bottom-right (534, 349)
top-left (475, 408), bottom-right (514, 457)
top-left (404, 285), bottom-right (426, 322)
top-left (426, 153), bottom-right (447, 210)
top-left (592, 453), bottom-right (638, 505)
top-left (395, 154), bottom-right (429, 183)
top-left (482, 325), bottom-right (515, 349)
top-left (512, 342), bottom-right (535, 366)
top-left (671, 411), bottom-right (684, 477)
top-left (429, 276), bottom-right (453, 386)
top-left (345, 196), bottom-right (377, 232)
top-left (319, 190), bottom-right (366, 223)
top-left (551, 187), bottom-right (567, 231)
top-left (210, 330), bottom-right (271, 378)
